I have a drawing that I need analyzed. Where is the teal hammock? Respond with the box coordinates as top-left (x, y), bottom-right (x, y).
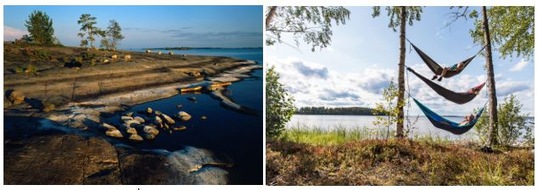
top-left (413, 98), bottom-right (486, 135)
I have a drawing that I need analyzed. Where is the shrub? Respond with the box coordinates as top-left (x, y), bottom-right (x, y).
top-left (266, 66), bottom-right (295, 138)
top-left (475, 94), bottom-right (531, 147)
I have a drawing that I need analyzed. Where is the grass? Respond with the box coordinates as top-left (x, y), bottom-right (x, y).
top-left (268, 125), bottom-right (534, 185)
top-left (281, 124), bottom-right (374, 146)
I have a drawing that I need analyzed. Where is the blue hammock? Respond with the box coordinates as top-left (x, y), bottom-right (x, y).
top-left (413, 98), bottom-right (486, 135)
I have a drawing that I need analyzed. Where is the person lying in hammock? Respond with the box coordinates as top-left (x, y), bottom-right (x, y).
top-left (467, 86), bottom-right (481, 95)
top-left (431, 62), bottom-right (465, 82)
top-left (459, 114), bottom-right (475, 126)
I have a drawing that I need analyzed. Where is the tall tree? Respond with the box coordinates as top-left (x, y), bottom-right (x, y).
top-left (467, 6), bottom-right (533, 147)
top-left (101, 20), bottom-right (125, 50)
top-left (265, 6), bottom-right (350, 52)
top-left (77, 14), bottom-right (100, 48)
top-left (372, 6), bottom-right (423, 138)
top-left (25, 10), bottom-right (55, 45)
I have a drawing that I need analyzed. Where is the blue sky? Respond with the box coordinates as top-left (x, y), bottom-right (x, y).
top-left (268, 6), bottom-right (534, 116)
top-left (4, 5), bottom-right (262, 48)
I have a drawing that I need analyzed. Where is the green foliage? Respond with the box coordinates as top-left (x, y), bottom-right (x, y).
top-left (372, 79), bottom-right (403, 138)
top-left (371, 6), bottom-right (423, 31)
top-left (475, 95), bottom-right (531, 146)
top-left (266, 66), bottom-right (295, 138)
top-left (101, 20), bottom-right (125, 50)
top-left (265, 6), bottom-right (350, 52)
top-left (78, 14), bottom-right (101, 48)
top-left (296, 106), bottom-right (376, 115)
top-left (25, 10), bottom-right (55, 46)
top-left (469, 6), bottom-right (534, 60)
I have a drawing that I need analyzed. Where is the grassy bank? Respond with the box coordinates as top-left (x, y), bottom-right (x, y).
top-left (267, 132), bottom-right (534, 185)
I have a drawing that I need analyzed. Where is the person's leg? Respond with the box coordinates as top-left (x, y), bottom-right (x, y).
top-left (438, 68), bottom-right (447, 81)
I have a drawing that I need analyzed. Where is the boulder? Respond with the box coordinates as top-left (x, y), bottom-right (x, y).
top-left (145, 49), bottom-right (152, 53)
top-left (111, 54), bottom-right (118, 59)
top-left (168, 51), bottom-right (174, 55)
top-left (200, 116), bottom-right (207, 120)
top-left (129, 134), bottom-right (143, 141)
top-left (178, 111), bottom-right (192, 121)
top-left (126, 127), bottom-right (137, 135)
top-left (173, 126), bottom-right (187, 131)
top-left (105, 129), bottom-right (123, 138)
top-left (133, 116), bottom-right (145, 123)
top-left (124, 112), bottom-right (134, 117)
top-left (102, 123), bottom-right (117, 130)
top-left (7, 90), bottom-right (25, 105)
top-left (155, 110), bottom-right (163, 116)
top-left (146, 107), bottom-right (153, 114)
top-left (124, 55), bottom-right (132, 60)
top-left (121, 116), bottom-right (134, 121)
top-left (161, 114), bottom-right (175, 124)
top-left (143, 125), bottom-right (159, 136)
top-left (158, 51), bottom-right (162, 55)
top-left (154, 116), bottom-right (163, 128)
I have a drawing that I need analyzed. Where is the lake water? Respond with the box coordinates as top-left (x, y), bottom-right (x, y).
top-left (104, 48), bottom-right (263, 184)
top-left (288, 115), bottom-right (476, 141)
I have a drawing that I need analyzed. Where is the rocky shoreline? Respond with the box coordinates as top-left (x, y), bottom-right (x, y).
top-left (4, 47), bottom-right (262, 184)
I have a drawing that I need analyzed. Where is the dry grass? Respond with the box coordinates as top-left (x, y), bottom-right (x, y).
top-left (267, 138), bottom-right (534, 185)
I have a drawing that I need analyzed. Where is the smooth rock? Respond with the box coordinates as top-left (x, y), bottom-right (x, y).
top-left (7, 90), bottom-right (25, 105)
top-left (161, 114), bottom-right (175, 124)
top-left (133, 116), bottom-right (145, 123)
top-left (143, 125), bottom-right (159, 136)
top-left (178, 111), bottom-right (192, 121)
top-left (102, 123), bottom-right (117, 130)
top-left (124, 112), bottom-right (134, 117)
top-left (129, 134), bottom-right (143, 141)
top-left (155, 110), bottom-right (163, 116)
top-left (146, 107), bottom-right (153, 114)
top-left (154, 116), bottom-right (163, 128)
top-left (121, 116), bottom-right (134, 121)
top-left (106, 129), bottom-right (123, 138)
top-left (126, 127), bottom-right (137, 135)
top-left (200, 116), bottom-right (207, 120)
top-left (173, 126), bottom-right (187, 131)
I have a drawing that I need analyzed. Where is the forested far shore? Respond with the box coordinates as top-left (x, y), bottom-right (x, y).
top-left (295, 106), bottom-right (383, 115)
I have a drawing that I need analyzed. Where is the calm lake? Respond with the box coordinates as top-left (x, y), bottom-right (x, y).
top-left (104, 48), bottom-right (263, 184)
top-left (287, 115), bottom-right (533, 142)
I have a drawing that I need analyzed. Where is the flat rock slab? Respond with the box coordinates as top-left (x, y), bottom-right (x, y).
top-left (4, 134), bottom-right (121, 185)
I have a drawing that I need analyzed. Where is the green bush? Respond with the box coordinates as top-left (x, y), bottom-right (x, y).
top-left (475, 94), bottom-right (532, 147)
top-left (266, 66), bottom-right (295, 138)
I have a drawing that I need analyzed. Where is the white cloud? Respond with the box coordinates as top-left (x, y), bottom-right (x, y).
top-left (4, 26), bottom-right (28, 41)
top-left (510, 60), bottom-right (529, 72)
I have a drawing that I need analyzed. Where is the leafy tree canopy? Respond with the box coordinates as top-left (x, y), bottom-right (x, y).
top-left (266, 6), bottom-right (350, 52)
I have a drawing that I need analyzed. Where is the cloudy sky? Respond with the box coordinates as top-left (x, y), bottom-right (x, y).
top-left (268, 6), bottom-right (534, 116)
top-left (4, 6), bottom-right (262, 49)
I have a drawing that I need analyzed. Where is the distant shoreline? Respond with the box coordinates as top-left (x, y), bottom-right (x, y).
top-left (140, 47), bottom-right (262, 51)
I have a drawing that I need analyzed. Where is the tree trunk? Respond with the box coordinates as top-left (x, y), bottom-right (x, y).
top-left (266, 6), bottom-right (278, 30)
top-left (482, 6), bottom-right (498, 147)
top-left (396, 6), bottom-right (407, 138)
